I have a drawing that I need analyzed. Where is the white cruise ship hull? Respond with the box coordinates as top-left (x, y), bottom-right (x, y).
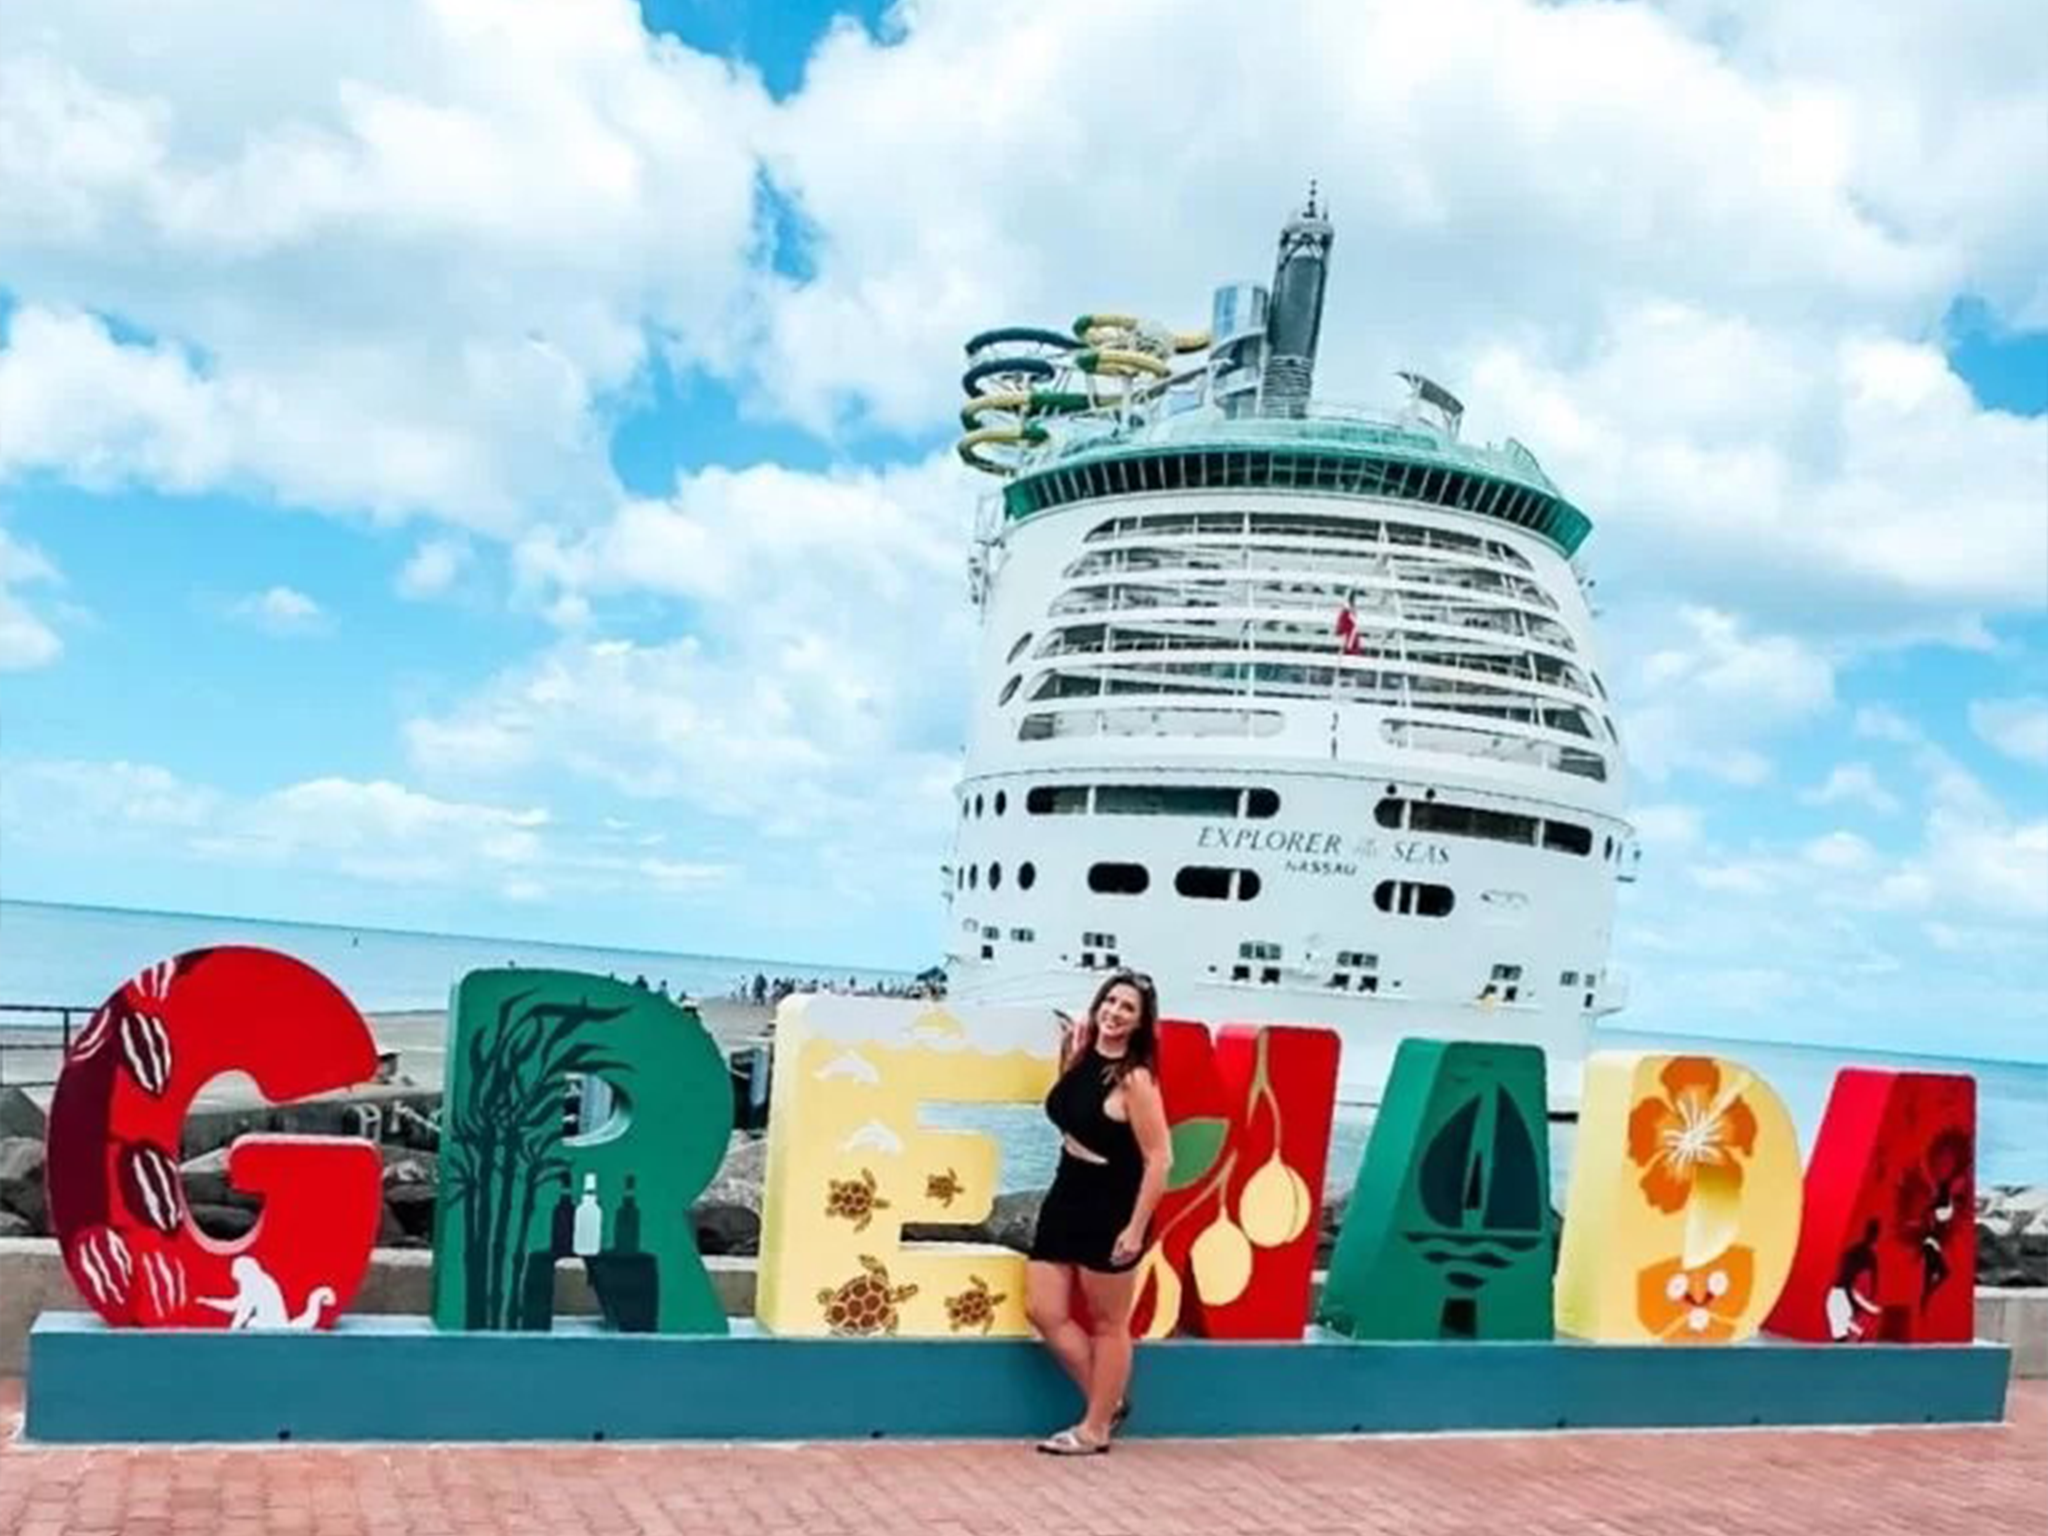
top-left (941, 202), bottom-right (1634, 1114)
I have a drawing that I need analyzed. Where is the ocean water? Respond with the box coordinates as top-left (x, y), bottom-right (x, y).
top-left (952, 1025), bottom-right (2048, 1198)
top-left (0, 899), bottom-right (910, 1013)
top-left (3, 899), bottom-right (2043, 1191)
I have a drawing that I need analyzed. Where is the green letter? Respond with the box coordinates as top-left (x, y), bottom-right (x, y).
top-left (432, 969), bottom-right (732, 1334)
top-left (1318, 1039), bottom-right (1553, 1341)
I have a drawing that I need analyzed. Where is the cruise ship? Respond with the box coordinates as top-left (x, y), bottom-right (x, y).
top-left (941, 192), bottom-right (1637, 1109)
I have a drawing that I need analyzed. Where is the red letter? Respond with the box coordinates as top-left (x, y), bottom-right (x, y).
top-left (1130, 1019), bottom-right (1340, 1339)
top-left (1766, 1068), bottom-right (1975, 1344)
top-left (46, 947), bottom-right (382, 1329)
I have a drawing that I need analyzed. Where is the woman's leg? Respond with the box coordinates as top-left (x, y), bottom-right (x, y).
top-left (1024, 1260), bottom-right (1092, 1397)
top-left (1075, 1266), bottom-right (1140, 1442)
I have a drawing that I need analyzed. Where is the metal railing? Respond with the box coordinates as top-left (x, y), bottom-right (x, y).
top-left (0, 1002), bottom-right (89, 1089)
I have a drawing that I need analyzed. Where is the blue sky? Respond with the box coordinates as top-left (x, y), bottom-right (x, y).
top-left (1, 0), bottom-right (2043, 1059)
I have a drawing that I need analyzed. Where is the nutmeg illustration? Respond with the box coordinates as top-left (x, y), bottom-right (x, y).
top-left (1238, 1151), bottom-right (1312, 1248)
top-left (130, 1239), bottom-right (189, 1325)
top-left (1134, 1244), bottom-right (1184, 1339)
top-left (117, 1009), bottom-right (174, 1097)
top-left (1190, 1214), bottom-right (1255, 1305)
top-left (67, 1225), bottom-right (135, 1311)
top-left (117, 1140), bottom-right (187, 1233)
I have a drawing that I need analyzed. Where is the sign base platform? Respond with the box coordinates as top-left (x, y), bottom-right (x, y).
top-left (24, 1312), bottom-right (2011, 1444)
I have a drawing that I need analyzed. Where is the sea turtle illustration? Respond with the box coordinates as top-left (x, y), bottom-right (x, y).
top-left (818, 1255), bottom-right (919, 1335)
top-left (825, 1168), bottom-right (890, 1232)
top-left (944, 1275), bottom-right (1006, 1335)
top-left (926, 1168), bottom-right (964, 1207)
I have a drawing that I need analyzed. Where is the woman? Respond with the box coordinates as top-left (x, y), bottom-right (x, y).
top-left (1025, 969), bottom-right (1172, 1455)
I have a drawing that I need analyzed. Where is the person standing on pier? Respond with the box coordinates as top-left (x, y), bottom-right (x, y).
top-left (1024, 969), bottom-right (1172, 1455)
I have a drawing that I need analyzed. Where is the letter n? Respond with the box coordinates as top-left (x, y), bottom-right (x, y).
top-left (1131, 1020), bottom-right (1340, 1340)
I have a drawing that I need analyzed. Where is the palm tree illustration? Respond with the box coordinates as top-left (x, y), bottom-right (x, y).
top-left (442, 989), bottom-right (632, 1328)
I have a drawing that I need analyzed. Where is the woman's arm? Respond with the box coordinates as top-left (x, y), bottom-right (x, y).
top-left (1114, 1068), bottom-right (1173, 1263)
top-left (1055, 1007), bottom-right (1090, 1069)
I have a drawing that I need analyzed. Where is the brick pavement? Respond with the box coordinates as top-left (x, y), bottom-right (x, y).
top-left (1, 1377), bottom-right (2039, 1536)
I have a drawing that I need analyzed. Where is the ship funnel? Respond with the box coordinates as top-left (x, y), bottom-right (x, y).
top-left (1259, 183), bottom-right (1334, 416)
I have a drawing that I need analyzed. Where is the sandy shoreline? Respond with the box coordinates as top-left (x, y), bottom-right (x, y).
top-left (360, 998), bottom-right (776, 1093)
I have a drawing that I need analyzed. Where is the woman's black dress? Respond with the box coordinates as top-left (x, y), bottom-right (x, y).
top-left (1028, 1044), bottom-right (1147, 1274)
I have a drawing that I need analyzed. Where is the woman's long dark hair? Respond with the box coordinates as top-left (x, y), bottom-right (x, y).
top-left (1068, 968), bottom-right (1159, 1083)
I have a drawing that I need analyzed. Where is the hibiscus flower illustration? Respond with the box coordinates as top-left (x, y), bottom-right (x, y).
top-left (1626, 1056), bottom-right (1761, 1268)
top-left (1636, 1246), bottom-right (1757, 1343)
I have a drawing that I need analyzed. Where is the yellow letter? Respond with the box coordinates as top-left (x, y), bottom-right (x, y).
top-left (1555, 1052), bottom-right (1802, 1343)
top-left (755, 995), bottom-right (1057, 1337)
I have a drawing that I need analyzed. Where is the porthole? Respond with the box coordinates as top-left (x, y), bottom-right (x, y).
top-left (969, 864), bottom-right (979, 889)
top-left (1007, 632), bottom-right (1034, 663)
top-left (1019, 862), bottom-right (1037, 890)
top-left (974, 793), bottom-right (985, 818)
top-left (998, 675), bottom-right (1021, 706)
top-left (995, 790), bottom-right (1008, 816)
top-left (989, 862), bottom-right (1003, 890)
top-left (1087, 862), bottom-right (1149, 895)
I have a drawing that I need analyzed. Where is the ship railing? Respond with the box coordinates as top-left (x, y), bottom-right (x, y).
top-left (1020, 398), bottom-right (1559, 491)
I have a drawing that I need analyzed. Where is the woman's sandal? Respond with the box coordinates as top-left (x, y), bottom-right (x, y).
top-left (1036, 1426), bottom-right (1111, 1456)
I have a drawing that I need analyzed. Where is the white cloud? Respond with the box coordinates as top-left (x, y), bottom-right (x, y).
top-left (1619, 757), bottom-right (2046, 1057)
top-left (229, 584), bottom-right (326, 636)
top-left (420, 454), bottom-right (972, 831)
top-left (396, 537), bottom-right (472, 599)
top-left (1656, 0), bottom-right (2048, 326)
top-left (0, 759), bottom-right (219, 830)
top-left (1619, 606), bottom-right (1835, 783)
top-left (402, 452), bottom-right (977, 926)
top-left (1631, 802), bottom-right (1706, 850)
top-left (1970, 696), bottom-right (2048, 768)
top-left (1801, 762), bottom-right (1901, 815)
top-left (0, 755), bottom-right (733, 903)
top-left (0, 527), bottom-right (63, 669)
top-left (1853, 704), bottom-right (1922, 745)
top-left (1801, 830), bottom-right (1879, 873)
top-left (0, 0), bottom-right (772, 529)
top-left (193, 777), bottom-right (546, 884)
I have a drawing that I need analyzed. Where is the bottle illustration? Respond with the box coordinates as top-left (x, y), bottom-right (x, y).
top-left (615, 1174), bottom-right (642, 1255)
top-left (548, 1171), bottom-right (576, 1258)
top-left (572, 1172), bottom-right (604, 1257)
